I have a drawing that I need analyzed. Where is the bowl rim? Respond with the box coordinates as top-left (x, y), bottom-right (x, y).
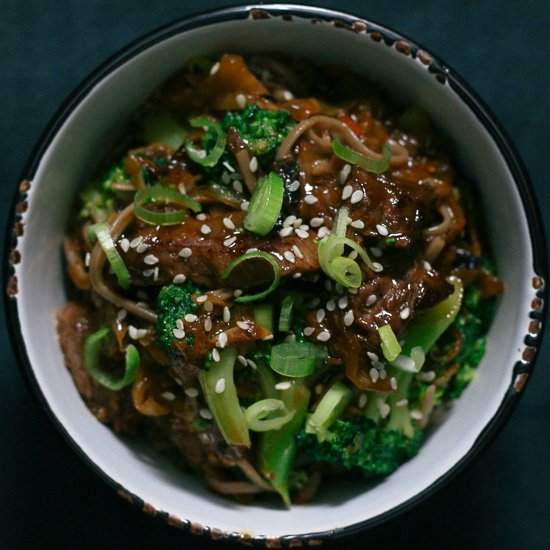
top-left (3, 3), bottom-right (548, 546)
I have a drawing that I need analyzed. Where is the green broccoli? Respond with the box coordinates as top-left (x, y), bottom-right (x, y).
top-left (156, 282), bottom-right (202, 349)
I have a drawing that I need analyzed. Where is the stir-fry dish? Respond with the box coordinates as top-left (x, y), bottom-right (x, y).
top-left (57, 54), bottom-right (503, 505)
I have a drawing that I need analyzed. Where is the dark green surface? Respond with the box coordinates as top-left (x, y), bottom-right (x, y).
top-left (2, 1), bottom-right (549, 548)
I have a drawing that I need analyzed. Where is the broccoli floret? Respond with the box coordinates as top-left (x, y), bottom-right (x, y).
top-left (298, 415), bottom-right (423, 478)
top-left (156, 282), bottom-right (202, 349)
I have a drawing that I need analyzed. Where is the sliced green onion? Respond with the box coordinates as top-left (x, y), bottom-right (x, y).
top-left (83, 326), bottom-right (140, 391)
top-left (134, 185), bottom-right (202, 226)
top-left (142, 114), bottom-right (186, 149)
top-left (88, 222), bottom-right (130, 289)
top-left (332, 206), bottom-right (349, 238)
top-left (245, 398), bottom-right (295, 432)
top-left (278, 295), bottom-right (296, 332)
top-left (378, 324), bottom-right (402, 362)
top-left (254, 303), bottom-right (274, 333)
top-left (185, 117), bottom-right (226, 167)
top-left (332, 137), bottom-right (392, 174)
top-left (244, 172), bottom-right (284, 236)
top-left (221, 251), bottom-right (280, 303)
top-left (305, 381), bottom-right (352, 442)
top-left (270, 341), bottom-right (326, 377)
top-left (198, 347), bottom-right (250, 447)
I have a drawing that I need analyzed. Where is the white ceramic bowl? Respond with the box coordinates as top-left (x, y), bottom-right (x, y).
top-left (4, 4), bottom-right (547, 546)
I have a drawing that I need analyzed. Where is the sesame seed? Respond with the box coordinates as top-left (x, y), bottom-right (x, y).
top-left (284, 215), bottom-right (297, 227)
top-left (417, 370), bottom-right (436, 382)
top-left (316, 331), bottom-right (331, 342)
top-left (317, 227), bottom-right (331, 239)
top-left (84, 252), bottom-right (91, 267)
top-left (204, 317), bottom-right (212, 332)
top-left (400, 307), bottom-right (410, 320)
top-left (218, 332), bottom-right (228, 348)
top-left (232, 180), bottom-right (243, 193)
top-left (173, 273), bottom-right (187, 284)
top-left (179, 247), bottom-right (192, 258)
top-left (424, 261), bottom-right (432, 271)
top-left (143, 269), bottom-right (154, 277)
top-left (233, 289), bottom-right (243, 297)
top-left (293, 273), bottom-right (302, 279)
top-left (247, 359), bottom-right (258, 369)
top-left (289, 180), bottom-right (300, 192)
top-left (367, 352), bottom-right (380, 363)
top-left (303, 327), bottom-right (314, 336)
top-left (370, 247), bottom-right (383, 258)
top-left (350, 219), bottom-right (365, 229)
top-left (379, 402), bottom-right (391, 419)
top-left (379, 368), bottom-right (387, 380)
top-left (338, 296), bottom-right (349, 309)
top-left (236, 93), bottom-right (246, 108)
top-left (316, 309), bottom-right (326, 323)
top-left (117, 309), bottom-right (127, 321)
top-left (304, 194), bottom-right (318, 204)
top-left (223, 236), bottom-right (237, 247)
top-left (144, 254), bottom-right (159, 265)
top-left (212, 349), bottom-right (221, 362)
top-left (326, 299), bottom-right (336, 312)
top-left (342, 185), bottom-right (353, 200)
top-left (410, 410), bottom-right (423, 420)
top-left (295, 228), bottom-right (309, 239)
top-left (199, 408), bottom-right (213, 420)
top-left (344, 310), bottom-right (354, 326)
top-left (196, 295), bottom-right (208, 304)
top-left (237, 321), bottom-right (250, 331)
top-left (162, 391), bottom-right (175, 401)
top-left (204, 301), bottom-right (213, 313)
top-left (210, 61), bottom-right (220, 75)
top-left (223, 217), bottom-right (236, 230)
top-left (396, 398), bottom-right (409, 407)
top-left (223, 306), bottom-right (231, 323)
top-left (279, 226), bottom-right (293, 237)
top-left (358, 393), bottom-right (368, 408)
top-left (223, 161), bottom-right (235, 172)
top-left (200, 224), bottom-right (211, 235)
top-left (178, 183), bottom-right (187, 194)
top-left (315, 384), bottom-right (324, 395)
top-left (119, 238), bottom-right (130, 253)
top-left (339, 163), bottom-right (351, 184)
top-left (249, 156), bottom-right (258, 173)
top-left (172, 328), bottom-right (185, 339)
top-left (372, 262), bottom-right (384, 272)
top-left (136, 242), bottom-right (149, 254)
top-left (292, 245), bottom-right (303, 259)
top-left (221, 172), bottom-right (230, 185)
top-left (196, 213), bottom-right (207, 221)
top-left (284, 250), bottom-right (296, 263)
top-left (350, 190), bottom-right (364, 204)
top-left (237, 355), bottom-right (248, 366)
top-left (370, 368), bottom-right (379, 383)
top-left (282, 90), bottom-right (294, 100)
top-left (176, 319), bottom-right (184, 330)
top-left (184, 314), bottom-right (198, 323)
top-left (390, 377), bottom-right (398, 390)
top-left (137, 329), bottom-right (149, 340)
top-left (366, 295), bottom-right (377, 306)
top-left (130, 236), bottom-right (143, 248)
top-left (241, 200), bottom-right (249, 211)
top-left (128, 325), bottom-right (138, 339)
top-left (310, 217), bottom-right (324, 228)
top-left (376, 223), bottom-right (389, 236)
top-left (185, 388), bottom-right (199, 398)
top-left (275, 381), bottom-right (292, 390)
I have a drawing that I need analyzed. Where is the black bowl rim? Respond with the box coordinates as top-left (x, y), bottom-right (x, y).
top-left (3, 3), bottom-right (548, 547)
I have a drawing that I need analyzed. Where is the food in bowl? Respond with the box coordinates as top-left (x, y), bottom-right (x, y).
top-left (57, 53), bottom-right (503, 505)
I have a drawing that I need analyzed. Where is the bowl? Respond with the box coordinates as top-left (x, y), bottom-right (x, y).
top-left (4, 4), bottom-right (547, 546)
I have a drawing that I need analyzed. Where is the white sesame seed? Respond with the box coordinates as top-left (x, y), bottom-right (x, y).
top-left (379, 402), bottom-right (391, 419)
top-left (237, 355), bottom-right (247, 366)
top-left (372, 262), bottom-right (384, 272)
top-left (342, 185), bottom-right (353, 200)
top-left (338, 296), bottom-right (349, 309)
top-left (326, 299), bottom-right (336, 312)
top-left (366, 294), bottom-right (377, 306)
top-left (210, 61), bottom-right (220, 75)
top-left (119, 238), bottom-right (130, 253)
top-left (237, 321), bottom-right (250, 331)
top-left (162, 391), bottom-right (175, 401)
top-left (249, 156), bottom-right (258, 173)
top-left (303, 327), bottom-right (314, 336)
top-left (241, 200), bottom-right (249, 211)
top-left (247, 359), bottom-right (258, 369)
top-left (358, 393), bottom-right (368, 408)
top-left (316, 309), bottom-right (326, 323)
top-left (172, 328), bottom-right (185, 339)
top-left (284, 215), bottom-right (297, 227)
top-left (284, 250), bottom-right (296, 263)
top-left (379, 368), bottom-right (387, 380)
top-left (222, 172), bottom-right (230, 185)
top-left (390, 377), bottom-right (398, 390)
top-left (185, 388), bottom-right (199, 398)
top-left (376, 223), bottom-right (389, 236)
top-left (289, 180), bottom-right (300, 192)
top-left (176, 319), bottom-right (184, 330)
top-left (400, 307), bottom-right (411, 320)
top-left (350, 190), bottom-right (364, 204)
top-left (204, 317), bottom-right (212, 332)
top-left (223, 236), bottom-right (237, 247)
top-left (130, 236), bottom-right (143, 248)
top-left (396, 398), bottom-right (409, 407)
top-left (143, 268), bottom-right (154, 277)
top-left (310, 217), bottom-right (324, 228)
top-left (184, 314), bottom-right (198, 323)
top-left (279, 226), bottom-right (293, 237)
top-left (424, 261), bottom-right (432, 271)
top-left (275, 381), bottom-right (292, 390)
top-left (136, 242), bottom-right (149, 254)
top-left (295, 228), bottom-right (309, 239)
top-left (200, 224), bottom-right (211, 235)
top-left (117, 309), bottom-right (127, 321)
top-left (233, 289), bottom-right (243, 297)
top-left (218, 332), bottom-right (228, 348)
top-left (196, 213), bottom-right (207, 221)
top-left (223, 161), bottom-right (235, 172)
top-left (350, 219), bottom-right (365, 229)
top-left (282, 90), bottom-right (294, 100)
top-left (316, 331), bottom-right (331, 342)
top-left (370, 368), bottom-right (379, 383)
top-left (410, 410), bottom-right (423, 420)
top-left (223, 217), bottom-right (236, 230)
top-left (339, 163), bottom-right (351, 184)
top-left (293, 273), bottom-right (302, 279)
top-left (367, 351), bottom-right (379, 363)
top-left (212, 349), bottom-right (221, 363)
top-left (292, 245), bottom-right (303, 259)
top-left (344, 310), bottom-right (354, 326)
top-left (370, 247), bottom-right (383, 258)
top-left (84, 252), bottom-right (91, 267)
top-left (417, 370), bottom-right (436, 382)
top-left (200, 408), bottom-right (213, 420)
top-left (223, 306), bottom-right (231, 323)
top-left (317, 227), bottom-right (331, 239)
top-left (173, 273), bottom-right (187, 284)
top-left (304, 194), bottom-right (318, 205)
top-left (236, 93), bottom-right (246, 108)
top-left (179, 247), bottom-right (192, 258)
top-left (232, 180), bottom-right (243, 193)
top-left (144, 254), bottom-right (159, 265)
top-left (128, 325), bottom-right (138, 340)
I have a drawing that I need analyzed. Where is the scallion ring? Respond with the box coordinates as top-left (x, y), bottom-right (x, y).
top-left (134, 185), bottom-right (202, 226)
top-left (88, 222), bottom-right (130, 289)
top-left (270, 341), bottom-right (327, 377)
top-left (244, 172), bottom-right (284, 236)
top-left (278, 295), bottom-right (296, 332)
top-left (83, 326), bottom-right (140, 391)
top-left (245, 399), bottom-right (295, 432)
top-left (185, 117), bottom-right (226, 167)
top-left (332, 137), bottom-right (392, 174)
top-left (221, 251), bottom-right (280, 303)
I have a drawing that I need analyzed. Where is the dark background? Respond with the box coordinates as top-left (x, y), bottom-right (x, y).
top-left (2, 1), bottom-right (549, 549)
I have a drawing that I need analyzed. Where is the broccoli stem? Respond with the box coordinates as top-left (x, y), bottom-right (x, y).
top-left (384, 370), bottom-right (415, 438)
